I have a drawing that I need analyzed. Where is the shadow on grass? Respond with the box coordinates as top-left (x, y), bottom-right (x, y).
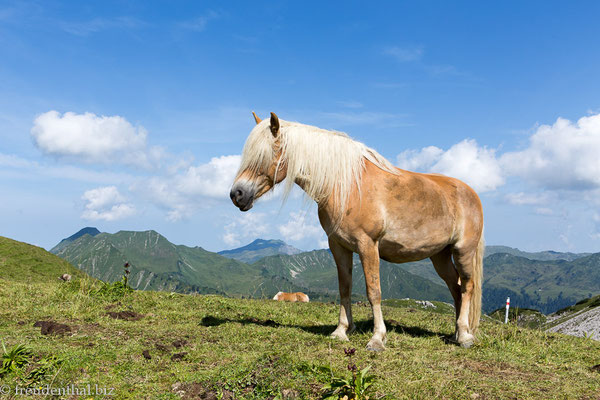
top-left (199, 315), bottom-right (443, 339)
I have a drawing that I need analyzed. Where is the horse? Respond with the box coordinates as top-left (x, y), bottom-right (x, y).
top-left (273, 291), bottom-right (310, 303)
top-left (230, 112), bottom-right (484, 351)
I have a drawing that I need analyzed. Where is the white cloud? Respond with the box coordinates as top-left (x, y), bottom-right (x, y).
top-left (31, 111), bottom-right (159, 167)
top-left (278, 211), bottom-right (324, 242)
top-left (383, 46), bottom-right (423, 63)
top-left (135, 155), bottom-right (241, 221)
top-left (81, 186), bottom-right (135, 221)
top-left (504, 192), bottom-right (550, 206)
top-left (222, 212), bottom-right (269, 247)
top-left (60, 16), bottom-right (145, 36)
top-left (179, 10), bottom-right (219, 32)
top-left (500, 114), bottom-right (600, 190)
top-left (396, 139), bottom-right (504, 193)
top-left (397, 146), bottom-right (443, 171)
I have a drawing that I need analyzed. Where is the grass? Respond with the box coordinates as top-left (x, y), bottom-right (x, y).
top-left (1, 274), bottom-right (599, 400)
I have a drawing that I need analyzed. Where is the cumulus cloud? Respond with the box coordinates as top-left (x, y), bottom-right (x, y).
top-left (135, 155), bottom-right (241, 221)
top-left (396, 139), bottom-right (504, 192)
top-left (222, 212), bottom-right (269, 247)
top-left (81, 186), bottom-right (135, 221)
top-left (500, 114), bottom-right (600, 190)
top-left (278, 211), bottom-right (324, 242)
top-left (31, 111), bottom-right (160, 167)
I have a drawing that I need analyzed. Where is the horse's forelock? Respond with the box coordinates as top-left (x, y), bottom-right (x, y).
top-left (236, 121), bottom-right (276, 179)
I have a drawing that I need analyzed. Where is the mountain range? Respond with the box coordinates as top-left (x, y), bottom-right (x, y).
top-left (49, 227), bottom-right (600, 313)
top-left (218, 239), bottom-right (303, 263)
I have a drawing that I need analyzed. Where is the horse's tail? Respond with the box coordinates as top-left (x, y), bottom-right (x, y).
top-left (469, 229), bottom-right (484, 334)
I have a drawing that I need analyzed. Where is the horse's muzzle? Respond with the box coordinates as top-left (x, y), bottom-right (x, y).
top-left (230, 184), bottom-right (254, 212)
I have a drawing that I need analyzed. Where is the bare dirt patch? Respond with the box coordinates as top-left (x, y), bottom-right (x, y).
top-left (171, 352), bottom-right (188, 361)
top-left (172, 339), bottom-right (188, 348)
top-left (106, 310), bottom-right (143, 321)
top-left (33, 320), bottom-right (72, 335)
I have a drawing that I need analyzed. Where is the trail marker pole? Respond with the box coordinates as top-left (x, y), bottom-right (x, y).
top-left (504, 297), bottom-right (510, 324)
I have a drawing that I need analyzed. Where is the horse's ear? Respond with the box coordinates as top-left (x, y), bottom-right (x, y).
top-left (252, 111), bottom-right (261, 125)
top-left (270, 112), bottom-right (280, 137)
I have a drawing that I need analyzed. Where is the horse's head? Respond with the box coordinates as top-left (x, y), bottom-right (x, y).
top-left (230, 112), bottom-right (287, 211)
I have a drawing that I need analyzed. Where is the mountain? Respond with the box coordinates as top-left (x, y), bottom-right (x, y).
top-left (0, 236), bottom-right (84, 283)
top-left (252, 250), bottom-right (453, 303)
top-left (480, 252), bottom-right (600, 313)
top-left (51, 229), bottom-right (452, 302)
top-left (218, 239), bottom-right (303, 263)
top-left (51, 230), bottom-right (301, 297)
top-left (50, 227), bottom-right (101, 254)
top-left (49, 229), bottom-right (600, 314)
top-left (485, 245), bottom-right (590, 261)
top-left (382, 249), bottom-right (600, 314)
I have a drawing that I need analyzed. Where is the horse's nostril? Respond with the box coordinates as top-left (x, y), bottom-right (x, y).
top-left (230, 188), bottom-right (244, 202)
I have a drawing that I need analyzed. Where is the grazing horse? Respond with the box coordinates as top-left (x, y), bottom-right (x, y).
top-left (230, 112), bottom-right (484, 350)
top-left (273, 291), bottom-right (310, 303)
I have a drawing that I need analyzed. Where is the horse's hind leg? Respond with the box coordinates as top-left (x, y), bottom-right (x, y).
top-left (451, 241), bottom-right (483, 348)
top-left (329, 238), bottom-right (355, 341)
top-left (430, 247), bottom-right (462, 338)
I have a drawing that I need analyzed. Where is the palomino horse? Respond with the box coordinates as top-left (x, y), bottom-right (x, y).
top-left (230, 112), bottom-right (484, 351)
top-left (273, 291), bottom-right (310, 303)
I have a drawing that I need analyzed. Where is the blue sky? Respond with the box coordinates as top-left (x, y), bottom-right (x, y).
top-left (1, 1), bottom-right (600, 253)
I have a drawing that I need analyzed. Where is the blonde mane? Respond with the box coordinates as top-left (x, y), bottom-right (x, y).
top-left (236, 118), bottom-right (397, 212)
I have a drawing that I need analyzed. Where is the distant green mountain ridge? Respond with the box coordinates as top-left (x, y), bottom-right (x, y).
top-left (252, 250), bottom-right (452, 303)
top-left (485, 245), bottom-right (591, 261)
top-left (51, 230), bottom-right (302, 297)
top-left (218, 238), bottom-right (303, 263)
top-left (49, 229), bottom-right (600, 314)
top-left (50, 227), bottom-right (101, 254)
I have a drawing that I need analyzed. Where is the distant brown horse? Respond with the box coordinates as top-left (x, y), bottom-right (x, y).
top-left (273, 291), bottom-right (310, 303)
top-left (230, 112), bottom-right (484, 350)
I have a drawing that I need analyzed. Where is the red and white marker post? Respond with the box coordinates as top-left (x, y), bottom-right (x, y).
top-left (504, 297), bottom-right (510, 324)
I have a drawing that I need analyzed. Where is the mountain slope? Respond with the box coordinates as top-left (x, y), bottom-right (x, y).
top-left (0, 236), bottom-right (83, 283)
top-left (51, 230), bottom-right (302, 297)
top-left (253, 250), bottom-right (452, 302)
top-left (50, 227), bottom-right (101, 254)
top-left (218, 239), bottom-right (303, 263)
top-left (485, 245), bottom-right (590, 261)
top-left (481, 252), bottom-right (600, 313)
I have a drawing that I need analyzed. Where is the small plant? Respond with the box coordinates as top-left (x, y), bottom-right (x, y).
top-left (92, 262), bottom-right (134, 300)
top-left (1, 341), bottom-right (32, 376)
top-left (24, 355), bottom-right (63, 384)
top-left (322, 348), bottom-right (376, 400)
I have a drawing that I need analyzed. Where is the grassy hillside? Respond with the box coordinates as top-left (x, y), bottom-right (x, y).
top-left (0, 236), bottom-right (83, 283)
top-left (0, 275), bottom-right (599, 399)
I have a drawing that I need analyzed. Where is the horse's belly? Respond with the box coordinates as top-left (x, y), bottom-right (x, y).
top-left (378, 235), bottom-right (449, 263)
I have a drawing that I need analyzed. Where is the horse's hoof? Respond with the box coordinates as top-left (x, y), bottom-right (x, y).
top-left (458, 332), bottom-right (475, 348)
top-left (366, 338), bottom-right (386, 352)
top-left (330, 330), bottom-right (350, 341)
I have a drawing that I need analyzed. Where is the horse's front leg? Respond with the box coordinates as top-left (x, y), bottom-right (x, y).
top-left (329, 238), bottom-right (355, 341)
top-left (358, 241), bottom-right (387, 352)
